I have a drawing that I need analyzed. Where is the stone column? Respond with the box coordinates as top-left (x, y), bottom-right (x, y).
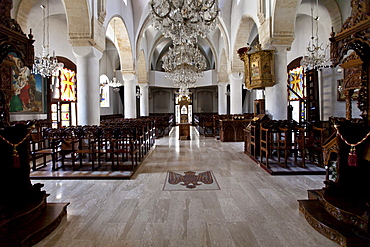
top-left (218, 81), bottom-right (228, 115)
top-left (265, 46), bottom-right (289, 120)
top-left (138, 82), bottom-right (149, 117)
top-left (123, 73), bottom-right (137, 119)
top-left (229, 72), bottom-right (244, 114)
top-left (72, 46), bottom-right (103, 126)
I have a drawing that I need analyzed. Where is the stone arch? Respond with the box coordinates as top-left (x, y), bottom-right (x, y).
top-left (18, 0), bottom-right (90, 42)
top-left (62, 0), bottom-right (91, 41)
top-left (217, 17), bottom-right (231, 74)
top-left (232, 15), bottom-right (257, 72)
top-left (136, 16), bottom-right (151, 65)
top-left (321, 0), bottom-right (342, 33)
top-left (272, 0), bottom-right (297, 39)
top-left (108, 16), bottom-right (134, 73)
top-left (16, 0), bottom-right (103, 50)
top-left (137, 49), bottom-right (147, 83)
top-left (218, 49), bottom-right (228, 82)
top-left (16, 0), bottom-right (39, 31)
top-left (272, 0), bottom-right (341, 42)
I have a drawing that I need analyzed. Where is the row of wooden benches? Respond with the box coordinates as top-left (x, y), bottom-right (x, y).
top-left (30, 120), bottom-right (156, 171)
top-left (246, 120), bottom-right (327, 168)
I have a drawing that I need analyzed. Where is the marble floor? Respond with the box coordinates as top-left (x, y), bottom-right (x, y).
top-left (33, 126), bottom-right (337, 247)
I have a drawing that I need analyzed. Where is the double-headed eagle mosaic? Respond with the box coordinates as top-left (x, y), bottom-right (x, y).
top-left (168, 171), bottom-right (214, 189)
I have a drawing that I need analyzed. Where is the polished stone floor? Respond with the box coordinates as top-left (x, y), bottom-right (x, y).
top-left (33, 127), bottom-right (337, 247)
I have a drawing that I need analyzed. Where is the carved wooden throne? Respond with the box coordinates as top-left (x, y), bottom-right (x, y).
top-left (298, 1), bottom-right (370, 246)
top-left (0, 1), bottom-right (68, 246)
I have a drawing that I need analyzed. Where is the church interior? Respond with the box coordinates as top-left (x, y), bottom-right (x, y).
top-left (0, 0), bottom-right (369, 246)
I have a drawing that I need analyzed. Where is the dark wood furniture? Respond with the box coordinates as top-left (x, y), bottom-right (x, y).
top-left (0, 123), bottom-right (69, 247)
top-left (220, 119), bottom-right (250, 142)
top-left (218, 114), bottom-right (254, 142)
top-left (253, 99), bottom-right (265, 116)
top-left (259, 122), bottom-right (280, 169)
top-left (0, 2), bottom-right (68, 245)
top-left (178, 123), bottom-right (191, 140)
top-left (305, 69), bottom-right (320, 125)
top-left (298, 1), bottom-right (370, 245)
top-left (244, 114), bottom-right (268, 159)
top-left (311, 126), bottom-right (327, 167)
top-left (277, 127), bottom-right (293, 168)
top-left (31, 128), bottom-right (63, 171)
top-left (112, 128), bottom-right (139, 171)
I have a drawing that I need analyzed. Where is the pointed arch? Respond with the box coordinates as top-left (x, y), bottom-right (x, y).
top-left (63, 0), bottom-right (91, 40)
top-left (232, 16), bottom-right (257, 72)
top-left (272, 0), bottom-right (297, 39)
top-left (108, 16), bottom-right (134, 73)
top-left (218, 49), bottom-right (228, 82)
top-left (16, 0), bottom-right (39, 31)
top-left (137, 49), bottom-right (148, 83)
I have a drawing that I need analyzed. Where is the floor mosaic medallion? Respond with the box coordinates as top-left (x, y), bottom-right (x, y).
top-left (163, 170), bottom-right (220, 191)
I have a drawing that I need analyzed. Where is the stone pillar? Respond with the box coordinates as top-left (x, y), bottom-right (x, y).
top-left (123, 73), bottom-right (137, 119)
top-left (72, 46), bottom-right (103, 126)
top-left (138, 82), bottom-right (149, 117)
top-left (265, 46), bottom-right (289, 120)
top-left (218, 81), bottom-right (228, 115)
top-left (229, 72), bottom-right (244, 114)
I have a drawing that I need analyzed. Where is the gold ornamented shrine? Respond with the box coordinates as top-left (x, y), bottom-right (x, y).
top-left (238, 45), bottom-right (275, 90)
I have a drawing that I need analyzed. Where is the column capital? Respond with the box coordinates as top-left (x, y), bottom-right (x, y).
top-left (121, 71), bottom-right (137, 81)
top-left (122, 72), bottom-right (137, 82)
top-left (69, 19), bottom-right (105, 53)
top-left (263, 36), bottom-right (293, 52)
top-left (229, 72), bottom-right (244, 81)
top-left (271, 45), bottom-right (291, 54)
top-left (218, 81), bottom-right (229, 85)
top-left (72, 46), bottom-right (103, 59)
top-left (138, 82), bottom-right (149, 88)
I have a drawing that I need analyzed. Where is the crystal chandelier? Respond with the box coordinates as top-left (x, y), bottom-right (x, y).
top-left (167, 65), bottom-right (199, 88)
top-left (149, 0), bottom-right (219, 45)
top-left (108, 71), bottom-right (123, 87)
top-left (300, 0), bottom-right (329, 70)
top-left (32, 1), bottom-right (62, 77)
top-left (162, 43), bottom-right (206, 87)
top-left (179, 86), bottom-right (190, 97)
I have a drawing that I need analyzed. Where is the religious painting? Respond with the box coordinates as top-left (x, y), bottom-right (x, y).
top-left (288, 66), bottom-right (305, 101)
top-left (9, 53), bottom-right (44, 113)
top-left (337, 79), bottom-right (345, 101)
top-left (337, 79), bottom-right (358, 101)
top-left (251, 61), bottom-right (260, 77)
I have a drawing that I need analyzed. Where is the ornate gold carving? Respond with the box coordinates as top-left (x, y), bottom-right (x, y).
top-left (322, 137), bottom-right (339, 166)
top-left (299, 203), bottom-right (346, 246)
top-left (237, 46), bottom-right (275, 89)
top-left (340, 0), bottom-right (369, 33)
top-left (323, 196), bottom-right (368, 231)
top-left (330, 0), bottom-right (370, 66)
top-left (330, 0), bottom-right (369, 121)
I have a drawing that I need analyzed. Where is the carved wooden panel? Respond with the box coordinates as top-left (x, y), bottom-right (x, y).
top-left (329, 0), bottom-right (369, 123)
top-left (238, 46), bottom-right (275, 89)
